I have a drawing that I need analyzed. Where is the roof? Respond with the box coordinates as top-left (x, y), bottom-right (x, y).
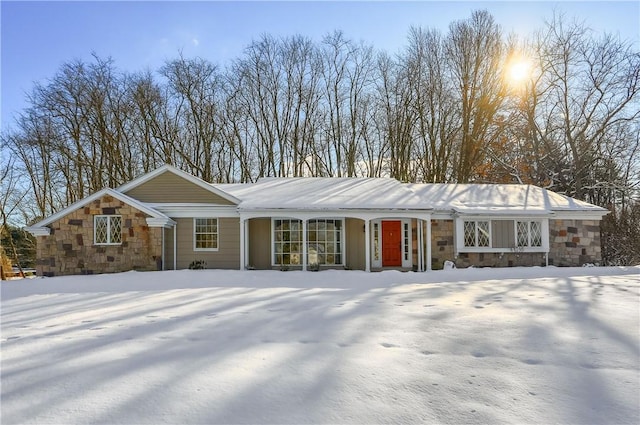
top-left (406, 184), bottom-right (608, 215)
top-left (215, 177), bottom-right (429, 211)
top-left (26, 188), bottom-right (174, 229)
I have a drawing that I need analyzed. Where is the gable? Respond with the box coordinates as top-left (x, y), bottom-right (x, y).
top-left (123, 170), bottom-right (236, 205)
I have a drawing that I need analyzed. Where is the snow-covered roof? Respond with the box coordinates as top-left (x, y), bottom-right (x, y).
top-left (215, 177), bottom-right (428, 211)
top-left (215, 179), bottom-right (607, 215)
top-left (406, 184), bottom-right (608, 215)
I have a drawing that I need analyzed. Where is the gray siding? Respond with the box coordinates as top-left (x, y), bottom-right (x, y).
top-left (174, 217), bottom-right (240, 269)
top-left (163, 227), bottom-right (175, 269)
top-left (125, 171), bottom-right (235, 204)
top-left (345, 218), bottom-right (365, 270)
top-left (248, 218), bottom-right (271, 269)
top-left (492, 220), bottom-right (515, 248)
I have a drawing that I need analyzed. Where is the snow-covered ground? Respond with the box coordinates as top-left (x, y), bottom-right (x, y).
top-left (2, 267), bottom-right (639, 424)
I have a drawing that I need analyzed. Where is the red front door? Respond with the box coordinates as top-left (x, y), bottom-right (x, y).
top-left (382, 221), bottom-right (402, 267)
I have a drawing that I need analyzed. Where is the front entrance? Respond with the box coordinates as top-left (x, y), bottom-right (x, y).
top-left (382, 220), bottom-right (402, 266)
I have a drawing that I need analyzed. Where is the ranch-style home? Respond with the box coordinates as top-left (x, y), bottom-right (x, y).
top-left (26, 165), bottom-right (608, 277)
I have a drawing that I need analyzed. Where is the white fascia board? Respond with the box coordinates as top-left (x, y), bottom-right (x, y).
top-left (117, 164), bottom-right (241, 205)
top-left (550, 210), bottom-right (610, 220)
top-left (28, 188), bottom-right (169, 228)
top-left (24, 226), bottom-right (51, 236)
top-left (238, 208), bottom-right (432, 221)
top-left (146, 217), bottom-right (176, 228)
top-left (150, 204), bottom-right (239, 218)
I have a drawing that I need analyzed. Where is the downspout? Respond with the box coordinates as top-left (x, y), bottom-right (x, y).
top-left (173, 223), bottom-right (177, 270)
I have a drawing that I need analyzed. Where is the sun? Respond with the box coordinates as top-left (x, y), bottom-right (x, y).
top-left (509, 61), bottom-right (531, 82)
top-left (506, 57), bottom-right (533, 87)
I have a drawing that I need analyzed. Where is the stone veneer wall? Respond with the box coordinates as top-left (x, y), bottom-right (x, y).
top-left (36, 195), bottom-right (162, 276)
top-left (455, 252), bottom-right (547, 268)
top-left (430, 220), bottom-right (455, 270)
top-left (548, 219), bottom-right (601, 266)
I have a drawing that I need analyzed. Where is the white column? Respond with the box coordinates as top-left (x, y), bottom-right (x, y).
top-left (173, 223), bottom-right (177, 270)
top-left (364, 219), bottom-right (371, 272)
top-left (417, 219), bottom-right (423, 272)
top-left (161, 227), bottom-right (165, 271)
top-left (426, 215), bottom-right (432, 271)
top-left (302, 219), bottom-right (307, 271)
top-left (239, 217), bottom-right (246, 270)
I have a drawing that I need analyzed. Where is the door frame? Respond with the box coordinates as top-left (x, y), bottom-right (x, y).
top-left (371, 219), bottom-right (412, 269)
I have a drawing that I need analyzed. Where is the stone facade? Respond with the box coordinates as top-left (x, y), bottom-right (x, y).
top-left (36, 195), bottom-right (162, 277)
top-left (455, 252), bottom-right (547, 268)
top-left (430, 220), bottom-right (455, 270)
top-left (548, 219), bottom-right (601, 266)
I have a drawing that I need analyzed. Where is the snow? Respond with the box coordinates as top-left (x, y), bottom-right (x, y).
top-left (2, 267), bottom-right (639, 424)
top-left (214, 179), bottom-right (606, 214)
top-left (216, 177), bottom-right (427, 210)
top-left (407, 183), bottom-right (608, 215)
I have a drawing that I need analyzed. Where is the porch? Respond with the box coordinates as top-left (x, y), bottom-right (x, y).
top-left (238, 212), bottom-right (433, 272)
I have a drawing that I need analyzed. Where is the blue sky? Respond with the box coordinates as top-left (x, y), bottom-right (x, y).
top-left (2, 1), bottom-right (639, 130)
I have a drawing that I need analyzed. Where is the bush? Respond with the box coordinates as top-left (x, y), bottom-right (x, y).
top-left (188, 260), bottom-right (207, 270)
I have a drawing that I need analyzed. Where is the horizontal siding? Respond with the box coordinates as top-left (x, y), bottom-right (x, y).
top-left (125, 171), bottom-right (235, 204)
top-left (163, 227), bottom-right (175, 270)
top-left (174, 217), bottom-right (240, 269)
top-left (248, 218), bottom-right (271, 269)
top-left (345, 218), bottom-right (365, 270)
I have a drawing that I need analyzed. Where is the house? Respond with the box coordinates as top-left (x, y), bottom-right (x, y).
top-left (25, 165), bottom-right (608, 276)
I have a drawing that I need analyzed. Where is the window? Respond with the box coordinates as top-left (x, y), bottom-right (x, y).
top-left (517, 221), bottom-right (542, 247)
top-left (403, 222), bottom-right (410, 261)
top-left (194, 218), bottom-right (218, 250)
top-left (307, 219), bottom-right (343, 265)
top-left (94, 215), bottom-right (122, 245)
top-left (373, 222), bottom-right (380, 261)
top-left (274, 219), bottom-right (302, 265)
top-left (464, 220), bottom-right (490, 247)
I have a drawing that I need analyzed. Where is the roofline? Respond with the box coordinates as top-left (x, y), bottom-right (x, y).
top-left (27, 188), bottom-right (170, 228)
top-left (117, 164), bottom-right (241, 205)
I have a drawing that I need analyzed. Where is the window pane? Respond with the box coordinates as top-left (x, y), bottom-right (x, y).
top-left (517, 221), bottom-right (529, 247)
top-left (464, 221), bottom-right (476, 247)
top-left (95, 216), bottom-right (108, 244)
top-left (477, 222), bottom-right (490, 247)
top-left (531, 222), bottom-right (542, 247)
top-left (194, 218), bottom-right (218, 249)
top-left (110, 216), bottom-right (122, 243)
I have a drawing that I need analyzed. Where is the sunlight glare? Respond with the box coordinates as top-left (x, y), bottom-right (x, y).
top-left (506, 58), bottom-right (532, 87)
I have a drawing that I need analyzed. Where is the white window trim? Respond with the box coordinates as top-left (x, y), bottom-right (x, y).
top-left (456, 217), bottom-right (549, 254)
top-left (94, 215), bottom-right (122, 246)
top-left (271, 218), bottom-right (303, 267)
top-left (193, 218), bottom-right (219, 252)
top-left (516, 220), bottom-right (544, 248)
top-left (307, 218), bottom-right (345, 267)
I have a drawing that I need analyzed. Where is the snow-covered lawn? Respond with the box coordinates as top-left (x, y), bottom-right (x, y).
top-left (2, 267), bottom-right (639, 424)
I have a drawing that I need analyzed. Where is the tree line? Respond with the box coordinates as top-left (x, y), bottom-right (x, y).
top-left (2, 10), bottom-right (639, 265)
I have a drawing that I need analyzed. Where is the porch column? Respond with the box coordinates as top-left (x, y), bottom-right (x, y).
top-left (173, 223), bottom-right (177, 270)
top-left (239, 217), bottom-right (246, 270)
top-left (161, 227), bottom-right (165, 271)
top-left (302, 219), bottom-right (308, 271)
top-left (364, 219), bottom-right (371, 272)
top-left (417, 219), bottom-right (423, 272)
top-left (426, 216), bottom-right (432, 271)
